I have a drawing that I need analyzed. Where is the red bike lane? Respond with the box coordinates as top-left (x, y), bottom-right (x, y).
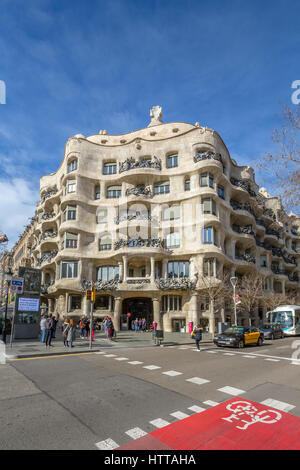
top-left (118, 398), bottom-right (300, 450)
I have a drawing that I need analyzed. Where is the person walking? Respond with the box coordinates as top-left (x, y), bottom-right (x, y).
top-left (51, 315), bottom-right (57, 339)
top-left (45, 314), bottom-right (54, 348)
top-left (85, 318), bottom-right (90, 339)
top-left (40, 315), bottom-right (47, 343)
top-left (62, 318), bottom-right (69, 348)
top-left (106, 316), bottom-right (114, 340)
top-left (90, 318), bottom-right (97, 342)
top-left (142, 318), bottom-right (147, 332)
top-left (67, 319), bottom-right (76, 348)
top-left (192, 324), bottom-right (203, 351)
top-left (79, 317), bottom-right (86, 338)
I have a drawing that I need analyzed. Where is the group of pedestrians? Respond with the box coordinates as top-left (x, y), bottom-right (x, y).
top-left (131, 318), bottom-right (147, 332)
top-left (40, 314), bottom-right (58, 348)
top-left (102, 316), bottom-right (115, 340)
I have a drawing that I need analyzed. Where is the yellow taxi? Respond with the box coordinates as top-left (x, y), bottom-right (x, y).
top-left (214, 326), bottom-right (264, 348)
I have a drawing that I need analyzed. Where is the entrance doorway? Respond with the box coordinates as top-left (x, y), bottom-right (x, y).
top-left (122, 297), bottom-right (153, 331)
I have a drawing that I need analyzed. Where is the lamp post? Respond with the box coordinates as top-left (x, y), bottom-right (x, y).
top-left (230, 276), bottom-right (238, 327)
top-left (2, 267), bottom-right (13, 344)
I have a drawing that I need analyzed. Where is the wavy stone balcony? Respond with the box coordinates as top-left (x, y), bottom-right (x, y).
top-left (40, 188), bottom-right (59, 205)
top-left (114, 237), bottom-right (166, 251)
top-left (36, 250), bottom-right (58, 267)
top-left (114, 211), bottom-right (158, 226)
top-left (232, 224), bottom-right (255, 236)
top-left (125, 185), bottom-right (153, 199)
top-left (82, 279), bottom-right (119, 291)
top-left (235, 253), bottom-right (256, 264)
top-left (156, 275), bottom-right (198, 291)
top-left (193, 151), bottom-right (223, 164)
top-left (230, 200), bottom-right (255, 217)
top-left (288, 272), bottom-right (299, 282)
top-left (230, 177), bottom-right (257, 198)
top-left (119, 156), bottom-right (162, 174)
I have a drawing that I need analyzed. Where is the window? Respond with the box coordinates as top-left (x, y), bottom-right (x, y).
top-left (96, 209), bottom-right (107, 224)
top-left (162, 205), bottom-right (180, 221)
top-left (99, 234), bottom-right (112, 251)
top-left (94, 295), bottom-right (110, 310)
top-left (154, 181), bottom-right (170, 195)
top-left (217, 185), bottom-right (225, 200)
top-left (70, 295), bottom-right (81, 310)
top-left (168, 261), bottom-right (189, 278)
top-left (95, 185), bottom-right (100, 200)
top-left (264, 278), bottom-right (271, 290)
top-left (184, 179), bottom-right (190, 191)
top-left (66, 180), bottom-right (76, 194)
top-left (200, 173), bottom-right (214, 188)
top-left (106, 185), bottom-right (121, 198)
top-left (103, 162), bottom-right (117, 175)
top-left (67, 160), bottom-right (78, 173)
top-left (166, 232), bottom-right (180, 248)
top-left (63, 205), bottom-right (76, 221)
top-left (260, 255), bottom-right (267, 268)
top-left (167, 154), bottom-right (178, 168)
top-left (97, 265), bottom-right (119, 281)
top-left (203, 258), bottom-right (217, 277)
top-left (202, 198), bottom-right (216, 215)
top-left (162, 295), bottom-right (182, 311)
top-left (62, 232), bottom-right (78, 249)
top-left (203, 226), bottom-right (217, 245)
top-left (60, 261), bottom-right (78, 279)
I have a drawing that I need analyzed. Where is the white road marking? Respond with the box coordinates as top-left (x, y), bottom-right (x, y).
top-left (179, 347), bottom-right (189, 350)
top-left (114, 357), bottom-right (129, 361)
top-left (186, 377), bottom-right (210, 385)
top-left (203, 400), bottom-right (219, 407)
top-left (143, 365), bottom-right (161, 370)
top-left (104, 354), bottom-right (117, 357)
top-left (218, 386), bottom-right (246, 396)
top-left (206, 350), bottom-right (218, 354)
top-left (95, 438), bottom-right (119, 450)
top-left (128, 361), bottom-right (143, 365)
top-left (170, 411), bottom-right (189, 420)
top-left (265, 358), bottom-right (280, 362)
top-left (243, 355), bottom-right (257, 359)
top-left (188, 405), bottom-right (206, 413)
top-left (95, 351), bottom-right (106, 354)
top-left (125, 428), bottom-right (147, 440)
top-left (150, 418), bottom-right (170, 428)
top-left (260, 398), bottom-right (295, 412)
top-left (223, 353), bottom-right (235, 356)
top-left (162, 370), bottom-right (183, 376)
top-left (225, 351), bottom-right (300, 364)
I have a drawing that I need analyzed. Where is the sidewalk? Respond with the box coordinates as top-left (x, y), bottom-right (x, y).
top-left (4, 330), bottom-right (213, 359)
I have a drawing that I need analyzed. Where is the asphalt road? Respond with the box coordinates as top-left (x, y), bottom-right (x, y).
top-left (1, 336), bottom-right (300, 450)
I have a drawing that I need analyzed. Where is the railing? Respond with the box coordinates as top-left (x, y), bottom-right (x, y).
top-left (81, 279), bottom-right (119, 291)
top-left (119, 156), bottom-right (161, 173)
top-left (41, 281), bottom-right (54, 294)
top-left (36, 250), bottom-right (58, 267)
top-left (194, 151), bottom-right (222, 164)
top-left (266, 228), bottom-right (281, 239)
top-left (114, 237), bottom-right (165, 250)
top-left (230, 178), bottom-right (256, 198)
top-left (125, 185), bottom-right (153, 198)
top-left (232, 224), bottom-right (254, 235)
top-left (40, 188), bottom-right (58, 204)
top-left (126, 278), bottom-right (151, 284)
top-left (156, 274), bottom-right (198, 290)
top-left (41, 212), bottom-right (56, 220)
top-left (115, 211), bottom-right (158, 225)
top-left (255, 217), bottom-right (268, 228)
top-left (271, 266), bottom-right (288, 276)
top-left (288, 273), bottom-right (299, 282)
top-left (235, 253), bottom-right (256, 264)
top-left (40, 231), bottom-right (57, 241)
top-left (230, 200), bottom-right (255, 216)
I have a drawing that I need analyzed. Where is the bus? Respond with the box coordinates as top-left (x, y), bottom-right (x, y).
top-left (267, 305), bottom-right (300, 336)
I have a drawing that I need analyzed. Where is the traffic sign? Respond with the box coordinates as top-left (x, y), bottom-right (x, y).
top-left (233, 294), bottom-right (241, 305)
top-left (10, 277), bottom-right (24, 295)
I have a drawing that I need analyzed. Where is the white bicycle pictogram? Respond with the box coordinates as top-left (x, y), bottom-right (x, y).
top-left (222, 401), bottom-right (282, 430)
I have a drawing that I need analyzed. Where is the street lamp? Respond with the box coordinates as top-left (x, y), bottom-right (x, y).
top-left (230, 277), bottom-right (238, 327)
top-left (2, 267), bottom-right (12, 344)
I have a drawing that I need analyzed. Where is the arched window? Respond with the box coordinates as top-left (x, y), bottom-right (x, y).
top-left (67, 159), bottom-right (78, 173)
top-left (99, 234), bottom-right (112, 251)
top-left (106, 185), bottom-right (121, 199)
top-left (103, 162), bottom-right (117, 175)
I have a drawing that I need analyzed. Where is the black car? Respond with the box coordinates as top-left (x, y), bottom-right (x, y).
top-left (258, 323), bottom-right (284, 340)
top-left (214, 326), bottom-right (264, 348)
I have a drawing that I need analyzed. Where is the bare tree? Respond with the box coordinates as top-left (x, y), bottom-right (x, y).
top-left (237, 273), bottom-right (264, 324)
top-left (256, 104), bottom-right (300, 213)
top-left (198, 270), bottom-right (231, 335)
top-left (262, 291), bottom-right (298, 313)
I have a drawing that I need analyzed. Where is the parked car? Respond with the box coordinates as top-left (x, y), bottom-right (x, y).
top-left (258, 323), bottom-right (284, 340)
top-left (214, 326), bottom-right (264, 348)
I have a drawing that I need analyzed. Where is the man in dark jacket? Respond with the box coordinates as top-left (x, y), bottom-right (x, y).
top-left (193, 324), bottom-right (203, 351)
top-left (45, 314), bottom-right (54, 348)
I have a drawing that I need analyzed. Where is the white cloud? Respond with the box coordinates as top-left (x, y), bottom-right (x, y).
top-left (0, 178), bottom-right (39, 248)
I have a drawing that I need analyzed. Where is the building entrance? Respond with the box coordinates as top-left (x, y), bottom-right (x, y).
top-left (121, 297), bottom-right (153, 331)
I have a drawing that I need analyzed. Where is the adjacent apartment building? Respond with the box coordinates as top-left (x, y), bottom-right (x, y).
top-left (5, 107), bottom-right (300, 332)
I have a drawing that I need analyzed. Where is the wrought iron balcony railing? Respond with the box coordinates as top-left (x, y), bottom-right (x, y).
top-left (235, 253), bottom-right (256, 264)
top-left (232, 224), bottom-right (254, 235)
top-left (156, 274), bottom-right (198, 291)
top-left (114, 237), bottom-right (165, 250)
top-left (119, 156), bottom-right (161, 173)
top-left (194, 151), bottom-right (222, 164)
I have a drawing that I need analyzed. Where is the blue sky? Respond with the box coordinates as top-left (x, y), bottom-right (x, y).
top-left (0, 0), bottom-right (299, 247)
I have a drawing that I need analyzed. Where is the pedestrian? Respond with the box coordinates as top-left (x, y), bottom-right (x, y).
top-left (79, 317), bottom-right (86, 338)
top-left (106, 316), bottom-right (114, 340)
top-left (135, 319), bottom-right (139, 332)
top-left (51, 315), bottom-right (57, 338)
top-left (192, 324), bottom-right (203, 351)
top-left (45, 314), bottom-right (54, 348)
top-left (142, 318), bottom-right (147, 332)
top-left (62, 318), bottom-right (69, 347)
top-left (138, 318), bottom-right (143, 331)
top-left (40, 315), bottom-right (47, 343)
top-left (67, 319), bottom-right (76, 348)
top-left (103, 317), bottom-right (107, 333)
top-left (85, 318), bottom-right (90, 338)
top-left (90, 318), bottom-right (97, 342)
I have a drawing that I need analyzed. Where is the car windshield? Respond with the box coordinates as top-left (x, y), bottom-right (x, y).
top-left (223, 327), bottom-right (244, 334)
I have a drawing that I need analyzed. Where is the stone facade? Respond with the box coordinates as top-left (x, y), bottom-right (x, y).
top-left (7, 108), bottom-right (300, 332)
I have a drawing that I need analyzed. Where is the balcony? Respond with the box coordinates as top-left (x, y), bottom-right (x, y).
top-left (271, 265), bottom-right (288, 276)
top-left (114, 237), bottom-right (165, 251)
top-left (266, 228), bottom-right (281, 239)
top-left (41, 212), bottom-right (56, 221)
top-left (81, 279), bottom-right (119, 291)
top-left (230, 200), bottom-right (255, 216)
top-left (125, 185), bottom-right (153, 199)
top-left (119, 156), bottom-right (162, 173)
top-left (230, 178), bottom-right (256, 198)
top-left (156, 275), bottom-right (198, 291)
top-left (114, 211), bottom-right (158, 225)
top-left (40, 188), bottom-right (58, 205)
top-left (36, 250), bottom-right (58, 267)
top-left (232, 224), bottom-right (254, 236)
top-left (194, 151), bottom-right (222, 164)
top-left (41, 280), bottom-right (54, 294)
top-left (288, 273), bottom-right (299, 282)
top-left (235, 253), bottom-right (256, 264)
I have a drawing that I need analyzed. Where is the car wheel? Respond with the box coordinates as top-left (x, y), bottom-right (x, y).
top-left (257, 337), bottom-right (263, 346)
top-left (238, 340), bottom-right (244, 348)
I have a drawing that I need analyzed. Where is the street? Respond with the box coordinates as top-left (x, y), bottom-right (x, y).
top-left (1, 336), bottom-right (300, 450)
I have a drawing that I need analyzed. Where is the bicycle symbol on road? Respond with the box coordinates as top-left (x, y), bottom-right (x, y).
top-left (222, 401), bottom-right (282, 431)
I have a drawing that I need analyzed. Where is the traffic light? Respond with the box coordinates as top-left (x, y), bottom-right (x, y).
top-left (86, 290), bottom-right (92, 300)
top-left (91, 287), bottom-right (96, 302)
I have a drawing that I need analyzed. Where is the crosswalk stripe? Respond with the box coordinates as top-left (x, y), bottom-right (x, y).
top-left (162, 370), bottom-right (183, 376)
top-left (218, 386), bottom-right (246, 396)
top-left (186, 377), bottom-right (210, 385)
top-left (95, 438), bottom-right (119, 450)
top-left (128, 361), bottom-right (143, 365)
top-left (203, 400), bottom-right (219, 407)
top-left (188, 405), bottom-right (206, 413)
top-left (143, 365), bottom-right (161, 370)
top-left (125, 428), bottom-right (148, 440)
top-left (170, 411), bottom-right (189, 420)
top-left (260, 398), bottom-right (295, 412)
top-left (150, 418), bottom-right (170, 428)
